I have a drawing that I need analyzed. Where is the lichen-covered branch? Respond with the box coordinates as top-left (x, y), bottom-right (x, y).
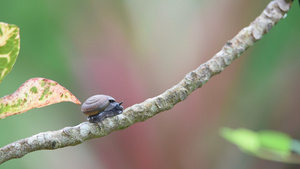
top-left (0, 0), bottom-right (293, 165)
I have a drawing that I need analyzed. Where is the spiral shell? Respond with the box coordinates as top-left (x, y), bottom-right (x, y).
top-left (81, 95), bottom-right (115, 115)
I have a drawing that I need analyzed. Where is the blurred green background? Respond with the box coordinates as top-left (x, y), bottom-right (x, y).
top-left (0, 0), bottom-right (299, 168)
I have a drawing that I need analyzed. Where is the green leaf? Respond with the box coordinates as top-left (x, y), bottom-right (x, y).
top-left (0, 78), bottom-right (81, 119)
top-left (220, 128), bottom-right (300, 163)
top-left (221, 127), bottom-right (260, 153)
top-left (0, 22), bottom-right (20, 82)
top-left (259, 130), bottom-right (291, 152)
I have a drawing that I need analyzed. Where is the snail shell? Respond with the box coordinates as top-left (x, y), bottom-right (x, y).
top-left (81, 95), bottom-right (115, 115)
top-left (81, 95), bottom-right (124, 123)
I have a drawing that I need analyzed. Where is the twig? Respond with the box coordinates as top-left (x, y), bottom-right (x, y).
top-left (0, 0), bottom-right (293, 164)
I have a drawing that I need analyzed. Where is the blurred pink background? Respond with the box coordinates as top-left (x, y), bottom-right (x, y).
top-left (0, 0), bottom-right (299, 169)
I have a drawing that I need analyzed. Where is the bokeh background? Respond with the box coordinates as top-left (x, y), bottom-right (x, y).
top-left (0, 0), bottom-right (299, 168)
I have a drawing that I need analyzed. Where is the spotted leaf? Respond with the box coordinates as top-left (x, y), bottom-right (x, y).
top-left (0, 78), bottom-right (81, 119)
top-left (0, 22), bottom-right (20, 82)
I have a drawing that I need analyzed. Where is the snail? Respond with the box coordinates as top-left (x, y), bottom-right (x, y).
top-left (81, 95), bottom-right (124, 123)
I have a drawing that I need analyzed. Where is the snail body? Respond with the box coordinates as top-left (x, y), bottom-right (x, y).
top-left (81, 95), bottom-right (123, 123)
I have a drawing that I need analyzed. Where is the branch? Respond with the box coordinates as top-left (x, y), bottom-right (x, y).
top-left (0, 0), bottom-right (293, 164)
